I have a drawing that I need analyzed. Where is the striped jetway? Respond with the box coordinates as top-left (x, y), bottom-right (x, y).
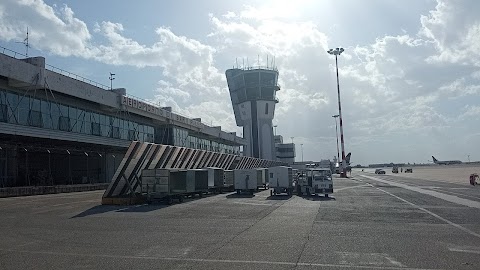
top-left (102, 141), bottom-right (287, 201)
top-left (228, 156), bottom-right (241, 170)
top-left (186, 150), bottom-right (200, 169)
top-left (178, 148), bottom-right (195, 169)
top-left (212, 153), bottom-right (222, 168)
top-left (193, 151), bottom-right (206, 169)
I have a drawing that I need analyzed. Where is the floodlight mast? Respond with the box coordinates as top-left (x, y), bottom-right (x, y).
top-left (327, 48), bottom-right (347, 177)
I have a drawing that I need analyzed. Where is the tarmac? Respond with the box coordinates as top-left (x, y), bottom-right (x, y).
top-left (1, 169), bottom-right (480, 269)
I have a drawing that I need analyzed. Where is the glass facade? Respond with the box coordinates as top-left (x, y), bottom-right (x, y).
top-left (228, 70), bottom-right (278, 105)
top-left (0, 88), bottom-right (154, 142)
top-left (156, 126), bottom-right (240, 155)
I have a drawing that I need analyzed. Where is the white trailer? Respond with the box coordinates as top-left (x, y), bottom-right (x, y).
top-left (223, 170), bottom-right (234, 191)
top-left (268, 166), bottom-right (293, 196)
top-left (234, 169), bottom-right (258, 195)
top-left (205, 167), bottom-right (224, 193)
top-left (141, 169), bottom-right (196, 204)
top-left (256, 168), bottom-right (268, 189)
top-left (297, 168), bottom-right (333, 197)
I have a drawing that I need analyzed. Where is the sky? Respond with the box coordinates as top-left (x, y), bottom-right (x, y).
top-left (1, 0), bottom-right (480, 165)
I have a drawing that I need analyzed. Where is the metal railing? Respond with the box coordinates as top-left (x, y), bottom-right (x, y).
top-left (234, 65), bottom-right (279, 72)
top-left (1, 46), bottom-right (26, 58)
top-left (1, 45), bottom-right (110, 90)
top-left (45, 63), bottom-right (110, 90)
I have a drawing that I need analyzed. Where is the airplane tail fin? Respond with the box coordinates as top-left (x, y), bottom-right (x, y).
top-left (432, 156), bottom-right (438, 163)
top-left (345, 153), bottom-right (351, 164)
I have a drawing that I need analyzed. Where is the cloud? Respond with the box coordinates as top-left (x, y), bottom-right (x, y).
top-left (1, 0), bottom-right (480, 163)
top-left (0, 0), bottom-right (95, 57)
top-left (420, 0), bottom-right (480, 66)
top-left (460, 105), bottom-right (480, 119)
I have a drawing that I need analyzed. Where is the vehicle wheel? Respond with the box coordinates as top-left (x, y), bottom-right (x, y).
top-left (270, 189), bottom-right (273, 196)
top-left (325, 194), bottom-right (329, 198)
top-left (236, 190), bottom-right (240, 195)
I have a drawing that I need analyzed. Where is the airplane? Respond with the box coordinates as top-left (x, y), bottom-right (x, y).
top-left (333, 153), bottom-right (352, 173)
top-left (432, 156), bottom-right (462, 165)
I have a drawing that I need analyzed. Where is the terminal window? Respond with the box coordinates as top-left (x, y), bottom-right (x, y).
top-left (58, 116), bottom-right (70, 131)
top-left (91, 122), bottom-right (101, 136)
top-left (0, 104), bottom-right (6, 122)
top-left (28, 110), bottom-right (43, 128)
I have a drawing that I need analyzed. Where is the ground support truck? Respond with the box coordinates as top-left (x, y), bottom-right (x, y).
top-left (256, 168), bottom-right (268, 190)
top-left (234, 169), bottom-right (258, 195)
top-left (141, 169), bottom-right (208, 204)
top-left (297, 168), bottom-right (333, 197)
top-left (206, 167), bottom-right (225, 194)
top-left (268, 166), bottom-right (293, 196)
top-left (223, 170), bottom-right (234, 191)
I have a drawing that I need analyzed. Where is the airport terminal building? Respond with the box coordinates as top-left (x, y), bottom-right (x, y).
top-left (0, 48), bottom-right (248, 188)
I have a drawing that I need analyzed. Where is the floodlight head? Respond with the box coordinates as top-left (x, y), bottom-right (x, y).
top-left (328, 48), bottom-right (345, 56)
top-left (332, 114), bottom-right (339, 118)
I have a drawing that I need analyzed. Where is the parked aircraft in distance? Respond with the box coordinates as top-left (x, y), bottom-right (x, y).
top-left (432, 156), bottom-right (462, 165)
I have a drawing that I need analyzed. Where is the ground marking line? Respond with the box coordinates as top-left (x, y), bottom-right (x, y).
top-left (429, 189), bottom-right (480, 201)
top-left (360, 175), bottom-right (480, 209)
top-left (448, 247), bottom-right (480, 255)
top-left (0, 248), bottom-right (444, 270)
top-left (335, 184), bottom-right (370, 192)
top-left (360, 177), bottom-right (480, 240)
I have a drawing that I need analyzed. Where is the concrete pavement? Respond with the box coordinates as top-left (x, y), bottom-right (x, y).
top-left (1, 173), bottom-right (479, 269)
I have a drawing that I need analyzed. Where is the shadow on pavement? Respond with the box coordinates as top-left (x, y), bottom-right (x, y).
top-left (71, 203), bottom-right (169, 218)
top-left (266, 195), bottom-right (291, 200)
top-left (226, 193), bottom-right (255, 199)
top-left (299, 195), bottom-right (336, 201)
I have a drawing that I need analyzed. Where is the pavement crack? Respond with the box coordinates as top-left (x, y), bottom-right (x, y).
top-left (203, 198), bottom-right (289, 259)
top-left (293, 204), bottom-right (318, 270)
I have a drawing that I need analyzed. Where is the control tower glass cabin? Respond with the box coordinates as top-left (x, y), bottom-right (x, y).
top-left (226, 67), bottom-right (280, 159)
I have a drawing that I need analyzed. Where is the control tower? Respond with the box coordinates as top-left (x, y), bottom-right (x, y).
top-left (226, 65), bottom-right (280, 159)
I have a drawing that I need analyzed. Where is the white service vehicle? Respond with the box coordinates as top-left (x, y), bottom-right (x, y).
top-left (256, 168), bottom-right (268, 189)
top-left (268, 166), bottom-right (293, 196)
top-left (298, 168), bottom-right (333, 197)
top-left (206, 167), bottom-right (224, 194)
top-left (234, 169), bottom-right (258, 195)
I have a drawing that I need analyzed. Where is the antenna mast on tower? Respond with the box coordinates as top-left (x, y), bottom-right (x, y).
top-left (16, 27), bottom-right (30, 57)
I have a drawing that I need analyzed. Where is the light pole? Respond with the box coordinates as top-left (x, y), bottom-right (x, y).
top-left (328, 47), bottom-right (347, 177)
top-left (300, 143), bottom-right (304, 162)
top-left (273, 125), bottom-right (277, 136)
top-left (332, 115), bottom-right (340, 163)
top-left (290, 136), bottom-right (294, 144)
top-left (109, 72), bottom-right (115, 90)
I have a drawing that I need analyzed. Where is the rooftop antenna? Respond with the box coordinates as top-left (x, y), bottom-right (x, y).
top-left (109, 72), bottom-right (115, 90)
top-left (16, 27), bottom-right (30, 57)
